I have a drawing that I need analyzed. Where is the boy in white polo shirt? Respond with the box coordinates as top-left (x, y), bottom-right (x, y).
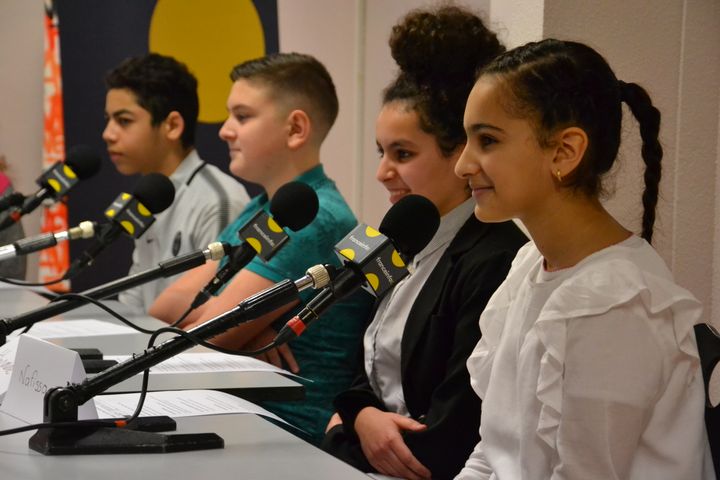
top-left (103, 53), bottom-right (249, 313)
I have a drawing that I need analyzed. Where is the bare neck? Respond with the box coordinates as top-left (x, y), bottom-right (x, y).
top-left (153, 145), bottom-right (192, 178)
top-left (522, 195), bottom-right (631, 272)
top-left (263, 149), bottom-right (321, 198)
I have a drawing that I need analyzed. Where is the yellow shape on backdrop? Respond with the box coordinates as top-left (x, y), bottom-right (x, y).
top-left (149, 0), bottom-right (266, 123)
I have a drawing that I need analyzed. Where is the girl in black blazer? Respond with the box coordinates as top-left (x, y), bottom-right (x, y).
top-left (321, 6), bottom-right (527, 479)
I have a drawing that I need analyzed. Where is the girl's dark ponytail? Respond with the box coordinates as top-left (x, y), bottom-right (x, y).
top-left (619, 80), bottom-right (663, 243)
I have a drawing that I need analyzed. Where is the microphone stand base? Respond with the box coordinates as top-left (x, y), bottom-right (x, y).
top-left (28, 415), bottom-right (224, 455)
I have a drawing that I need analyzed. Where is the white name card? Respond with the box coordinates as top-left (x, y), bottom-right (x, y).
top-left (0, 337), bottom-right (20, 403)
top-left (0, 335), bottom-right (97, 423)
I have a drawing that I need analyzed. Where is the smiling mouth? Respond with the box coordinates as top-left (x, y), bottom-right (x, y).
top-left (470, 185), bottom-right (494, 197)
top-left (386, 188), bottom-right (410, 202)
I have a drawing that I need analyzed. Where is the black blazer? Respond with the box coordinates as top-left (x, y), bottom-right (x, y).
top-left (322, 215), bottom-right (527, 479)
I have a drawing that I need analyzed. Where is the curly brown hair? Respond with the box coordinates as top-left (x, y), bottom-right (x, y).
top-left (383, 5), bottom-right (505, 156)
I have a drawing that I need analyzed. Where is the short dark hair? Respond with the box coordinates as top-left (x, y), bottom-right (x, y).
top-left (105, 53), bottom-right (199, 148)
top-left (230, 52), bottom-right (338, 143)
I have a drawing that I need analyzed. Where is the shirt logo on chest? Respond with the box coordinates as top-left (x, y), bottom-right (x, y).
top-left (172, 231), bottom-right (182, 256)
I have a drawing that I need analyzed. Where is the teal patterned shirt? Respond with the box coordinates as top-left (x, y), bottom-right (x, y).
top-left (216, 165), bottom-right (373, 444)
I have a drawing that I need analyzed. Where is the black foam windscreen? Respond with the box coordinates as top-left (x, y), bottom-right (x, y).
top-left (270, 181), bottom-right (319, 232)
top-left (133, 173), bottom-right (175, 214)
top-left (379, 194), bottom-right (440, 258)
top-left (64, 145), bottom-right (102, 179)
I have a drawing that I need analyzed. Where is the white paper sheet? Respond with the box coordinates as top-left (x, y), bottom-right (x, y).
top-left (95, 389), bottom-right (289, 425)
top-left (20, 319), bottom-right (137, 338)
top-left (105, 351), bottom-right (303, 378)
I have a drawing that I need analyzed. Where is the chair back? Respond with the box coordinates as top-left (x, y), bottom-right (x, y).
top-left (694, 323), bottom-right (720, 477)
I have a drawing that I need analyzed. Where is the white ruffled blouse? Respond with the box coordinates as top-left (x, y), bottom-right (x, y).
top-left (456, 236), bottom-right (715, 479)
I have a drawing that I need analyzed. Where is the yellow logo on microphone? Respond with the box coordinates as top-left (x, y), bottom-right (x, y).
top-left (238, 210), bottom-right (289, 261)
top-left (104, 192), bottom-right (157, 238)
top-left (246, 237), bottom-right (262, 254)
top-left (335, 223), bottom-right (410, 297)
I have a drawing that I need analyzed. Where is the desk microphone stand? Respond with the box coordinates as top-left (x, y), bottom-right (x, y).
top-left (28, 268), bottom-right (327, 455)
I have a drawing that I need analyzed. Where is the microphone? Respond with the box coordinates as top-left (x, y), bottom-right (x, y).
top-left (0, 145), bottom-right (101, 230)
top-left (63, 173), bottom-right (175, 280)
top-left (189, 181), bottom-right (319, 310)
top-left (0, 220), bottom-right (96, 263)
top-left (274, 194), bottom-right (440, 344)
top-left (336, 193), bottom-right (440, 297)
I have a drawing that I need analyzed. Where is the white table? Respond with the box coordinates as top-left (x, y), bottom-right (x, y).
top-left (0, 410), bottom-right (372, 479)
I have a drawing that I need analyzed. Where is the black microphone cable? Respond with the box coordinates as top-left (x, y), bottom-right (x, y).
top-left (0, 274), bottom-right (69, 288)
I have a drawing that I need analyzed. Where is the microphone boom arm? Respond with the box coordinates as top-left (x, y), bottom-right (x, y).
top-left (36, 266), bottom-right (328, 421)
top-left (0, 242), bottom-right (227, 345)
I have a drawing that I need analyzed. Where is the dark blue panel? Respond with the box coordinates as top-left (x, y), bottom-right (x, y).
top-left (56, 0), bottom-right (277, 291)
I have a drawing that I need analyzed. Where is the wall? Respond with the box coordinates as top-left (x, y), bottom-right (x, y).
top-left (0, 0), bottom-right (44, 279)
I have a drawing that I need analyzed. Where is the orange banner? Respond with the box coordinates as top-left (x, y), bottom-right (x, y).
top-left (38, 0), bottom-right (69, 291)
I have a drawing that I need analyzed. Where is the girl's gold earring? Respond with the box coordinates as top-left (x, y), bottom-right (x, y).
top-left (556, 169), bottom-right (563, 183)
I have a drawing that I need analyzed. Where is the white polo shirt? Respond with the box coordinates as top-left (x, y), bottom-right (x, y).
top-left (118, 150), bottom-right (249, 313)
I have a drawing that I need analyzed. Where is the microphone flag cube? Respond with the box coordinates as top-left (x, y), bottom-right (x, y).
top-left (104, 193), bottom-right (155, 239)
top-left (39, 162), bottom-right (80, 198)
top-left (238, 209), bottom-right (289, 261)
top-left (334, 224), bottom-right (408, 297)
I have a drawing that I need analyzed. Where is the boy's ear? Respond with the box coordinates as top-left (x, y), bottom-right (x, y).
top-left (163, 111), bottom-right (185, 142)
top-left (286, 109), bottom-right (312, 150)
top-left (550, 126), bottom-right (588, 182)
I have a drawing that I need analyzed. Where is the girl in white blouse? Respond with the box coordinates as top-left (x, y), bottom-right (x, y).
top-left (454, 39), bottom-right (715, 479)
